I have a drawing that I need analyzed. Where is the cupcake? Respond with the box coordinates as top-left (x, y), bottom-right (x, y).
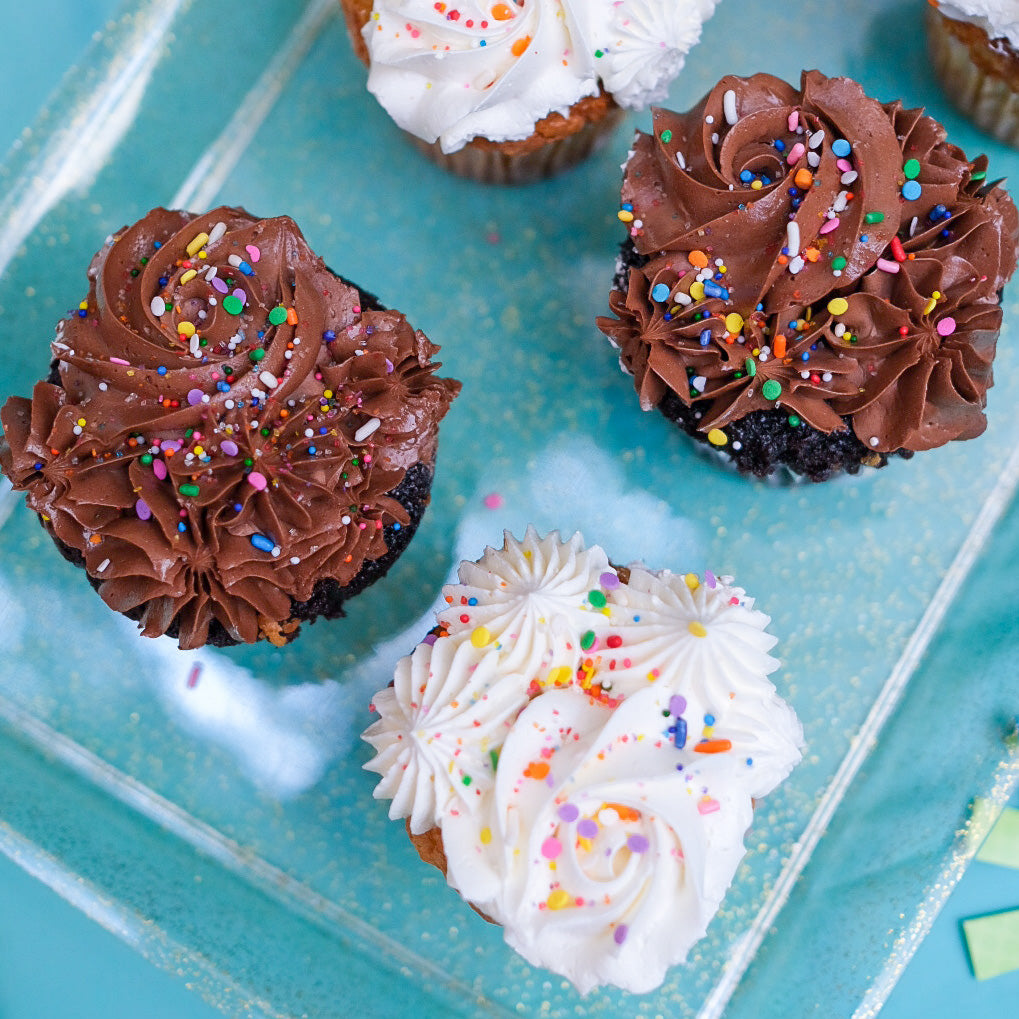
top-left (363, 528), bottom-right (803, 993)
top-left (340, 1), bottom-right (719, 184)
top-left (597, 70), bottom-right (1019, 481)
top-left (0, 207), bottom-right (460, 649)
top-left (927, 1), bottom-right (1019, 147)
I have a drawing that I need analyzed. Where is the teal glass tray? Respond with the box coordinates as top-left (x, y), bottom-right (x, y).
top-left (1, 1), bottom-right (1018, 1017)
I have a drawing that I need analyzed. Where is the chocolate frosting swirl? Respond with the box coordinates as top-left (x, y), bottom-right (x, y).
top-left (598, 71), bottom-right (1018, 456)
top-left (0, 207), bottom-right (460, 648)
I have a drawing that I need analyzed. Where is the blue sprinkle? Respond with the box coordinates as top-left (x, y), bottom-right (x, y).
top-left (746, 757), bottom-right (753, 766)
top-left (931, 204), bottom-right (947, 220)
top-left (703, 281), bottom-right (729, 300)
top-left (217, 381), bottom-right (230, 392)
top-left (33, 462), bottom-right (43, 471)
top-left (651, 282), bottom-right (671, 302)
top-left (740, 169), bottom-right (753, 183)
top-left (941, 228), bottom-right (952, 237)
top-left (157, 366), bottom-right (167, 375)
top-left (761, 175), bottom-right (771, 185)
top-left (467, 597), bottom-right (478, 606)
top-left (323, 329), bottom-right (336, 342)
top-left (251, 533), bottom-right (276, 553)
top-left (774, 139), bottom-right (786, 151)
top-left (673, 717), bottom-right (688, 749)
top-left (791, 198), bottom-right (802, 209)
top-left (902, 180), bottom-right (922, 201)
top-left (756, 303), bottom-right (764, 312)
top-left (158, 277), bottom-right (168, 287)
top-left (177, 522), bottom-right (187, 533)
top-left (233, 503), bottom-right (242, 513)
top-left (699, 328), bottom-right (712, 346)
top-left (308, 446), bottom-right (317, 455)
top-left (860, 234), bottom-right (869, 242)
top-left (393, 522), bottom-right (401, 530)
top-left (801, 351), bottom-right (810, 361)
top-left (238, 261), bottom-right (254, 276)
top-left (663, 312), bottom-right (672, 322)
top-left (704, 713), bottom-right (716, 725)
top-left (832, 138), bottom-right (851, 158)
top-left (153, 241), bottom-right (162, 249)
top-left (319, 427), bottom-right (327, 435)
top-left (941, 208), bottom-right (953, 220)
top-left (78, 309), bottom-right (87, 318)
top-left (788, 320), bottom-right (798, 329)
top-left (781, 246), bottom-right (789, 257)
top-left (621, 202), bottom-right (633, 212)
top-left (257, 330), bottom-right (265, 339)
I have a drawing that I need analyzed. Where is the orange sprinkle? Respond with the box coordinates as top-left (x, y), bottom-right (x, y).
top-left (774, 334), bottom-right (787, 358)
top-left (804, 247), bottom-right (820, 262)
top-left (794, 168), bottom-right (814, 189)
top-left (694, 739), bottom-right (733, 754)
top-left (491, 3), bottom-right (514, 19)
top-left (88, 534), bottom-right (102, 545)
top-left (777, 254), bottom-right (789, 266)
top-left (688, 249), bottom-right (709, 269)
top-left (279, 409), bottom-right (289, 418)
top-left (286, 308), bottom-right (298, 326)
top-left (511, 35), bottom-right (531, 57)
top-left (606, 803), bottom-right (641, 822)
top-left (524, 761), bottom-right (550, 780)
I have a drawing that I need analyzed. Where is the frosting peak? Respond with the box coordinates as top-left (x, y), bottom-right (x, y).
top-left (0, 207), bottom-right (460, 648)
top-left (364, 528), bottom-right (803, 993)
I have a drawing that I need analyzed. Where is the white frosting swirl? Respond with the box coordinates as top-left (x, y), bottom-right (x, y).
top-left (362, 1), bottom-right (719, 153)
top-left (937, 1), bottom-right (1019, 50)
top-left (363, 528), bottom-right (803, 993)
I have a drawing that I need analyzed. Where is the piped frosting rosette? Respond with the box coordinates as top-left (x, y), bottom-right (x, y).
top-left (0, 207), bottom-right (459, 648)
top-left (362, 1), bottom-right (719, 153)
top-left (363, 528), bottom-right (803, 993)
top-left (598, 70), bottom-right (1018, 470)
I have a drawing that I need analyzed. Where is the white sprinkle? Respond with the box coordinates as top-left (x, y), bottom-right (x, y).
top-left (759, 352), bottom-right (769, 362)
top-left (271, 545), bottom-right (281, 558)
top-left (800, 370), bottom-right (811, 379)
top-left (807, 151), bottom-right (821, 168)
top-left (97, 558), bottom-right (110, 573)
top-left (723, 89), bottom-right (738, 125)
top-left (150, 296), bottom-right (165, 316)
top-left (290, 556), bottom-right (301, 566)
top-left (809, 129), bottom-right (825, 149)
top-left (822, 372), bottom-right (833, 382)
top-left (841, 170), bottom-right (858, 185)
top-left (197, 310), bottom-right (207, 320)
top-left (788, 255), bottom-right (805, 275)
top-left (284, 350), bottom-right (293, 359)
top-left (341, 515), bottom-right (351, 525)
top-left (354, 417), bottom-right (381, 442)
top-left (909, 216), bottom-right (919, 237)
top-left (786, 221), bottom-right (800, 255)
top-left (258, 370), bottom-right (278, 389)
top-left (869, 436), bottom-right (879, 447)
top-left (834, 323), bottom-right (847, 337)
top-left (676, 151), bottom-right (686, 170)
top-left (72, 425), bottom-right (83, 435)
top-left (224, 400), bottom-right (235, 409)
top-left (98, 382), bottom-right (108, 391)
top-left (711, 133), bottom-right (719, 145)
top-left (691, 376), bottom-right (707, 393)
top-left (674, 291), bottom-right (692, 306)
top-left (732, 441), bottom-right (742, 451)
top-left (207, 221), bottom-right (227, 246)
top-left (189, 335), bottom-right (200, 358)
top-left (705, 114), bottom-right (714, 125)
top-left (305, 429), bottom-right (314, 438)
top-left (204, 266), bottom-right (218, 281)
top-left (228, 254), bottom-right (244, 268)
top-left (832, 190), bottom-right (849, 213)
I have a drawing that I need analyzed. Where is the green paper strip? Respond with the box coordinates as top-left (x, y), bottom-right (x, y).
top-left (976, 806), bottom-right (1019, 870)
top-left (963, 908), bottom-right (1019, 980)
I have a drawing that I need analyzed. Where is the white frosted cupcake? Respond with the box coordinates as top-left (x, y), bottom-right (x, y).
top-left (928, 1), bottom-right (1019, 146)
top-left (362, 528), bottom-right (803, 993)
top-left (340, 0), bottom-right (719, 183)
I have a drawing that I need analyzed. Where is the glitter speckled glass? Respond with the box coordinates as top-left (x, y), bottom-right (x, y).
top-left (1, 1), bottom-right (1019, 1017)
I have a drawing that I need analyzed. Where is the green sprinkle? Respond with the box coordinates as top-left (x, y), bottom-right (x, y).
top-left (489, 749), bottom-right (499, 771)
top-left (222, 295), bottom-right (243, 316)
top-left (130, 269), bottom-right (139, 277)
top-left (243, 458), bottom-right (254, 467)
top-left (185, 428), bottom-right (194, 439)
top-left (864, 211), bottom-right (885, 224)
top-left (588, 590), bottom-right (607, 609)
top-left (903, 158), bottom-right (921, 180)
top-left (462, 775), bottom-right (472, 787)
top-left (139, 257), bottom-right (148, 265)
top-left (788, 414), bottom-right (801, 427)
top-left (581, 630), bottom-right (596, 651)
top-left (268, 306), bottom-right (288, 325)
top-left (249, 348), bottom-right (266, 362)
top-left (260, 428), bottom-right (271, 437)
top-left (762, 379), bottom-right (782, 401)
top-left (661, 129), bottom-right (673, 144)
top-left (594, 48), bottom-right (603, 58)
top-left (745, 358), bottom-right (757, 378)
top-left (971, 170), bottom-right (987, 181)
top-left (831, 256), bottom-right (848, 271)
top-left (179, 483), bottom-right (200, 497)
top-left (140, 454), bottom-right (154, 465)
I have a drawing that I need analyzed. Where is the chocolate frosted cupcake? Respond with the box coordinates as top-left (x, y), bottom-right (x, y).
top-left (0, 207), bottom-right (460, 648)
top-left (597, 71), bottom-right (1018, 481)
top-left (340, 0), bottom-right (718, 184)
top-left (364, 528), bottom-right (803, 993)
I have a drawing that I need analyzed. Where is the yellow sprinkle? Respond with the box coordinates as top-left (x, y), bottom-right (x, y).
top-left (177, 321), bottom-right (196, 338)
top-left (647, 671), bottom-right (659, 683)
top-left (198, 251), bottom-right (207, 259)
top-left (186, 232), bottom-right (209, 257)
top-left (193, 446), bottom-right (204, 457)
top-left (923, 294), bottom-right (940, 316)
top-left (751, 179), bottom-right (763, 190)
top-left (684, 573), bottom-right (700, 591)
top-left (179, 269), bottom-right (197, 285)
top-left (548, 665), bottom-right (572, 687)
top-left (827, 297), bottom-right (849, 316)
top-left (688, 621), bottom-right (708, 638)
top-left (547, 890), bottom-right (571, 911)
top-left (76, 418), bottom-right (86, 427)
top-left (78, 300), bottom-right (88, 310)
top-left (617, 210), bottom-right (634, 223)
top-left (725, 312), bottom-right (744, 334)
top-left (703, 726), bottom-right (715, 738)
top-left (480, 827), bottom-right (492, 845)
top-left (707, 428), bottom-right (728, 447)
top-left (471, 626), bottom-right (492, 648)
top-left (690, 281), bottom-right (706, 301)
top-left (323, 390), bottom-right (333, 399)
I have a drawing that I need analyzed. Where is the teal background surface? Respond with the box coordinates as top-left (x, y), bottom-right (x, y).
top-left (1, 1), bottom-right (1018, 1017)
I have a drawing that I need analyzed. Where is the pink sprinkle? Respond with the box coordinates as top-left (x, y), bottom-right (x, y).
top-left (211, 277), bottom-right (229, 294)
top-left (786, 142), bottom-right (805, 165)
top-left (788, 110), bottom-right (799, 132)
top-left (187, 664), bottom-right (201, 689)
top-left (187, 388), bottom-right (204, 406)
top-left (247, 471), bottom-right (268, 491)
top-left (819, 217), bottom-right (840, 235)
top-left (153, 459), bottom-right (168, 481)
top-left (245, 244), bottom-right (261, 263)
top-left (876, 258), bottom-right (900, 273)
top-left (541, 837), bottom-right (562, 860)
top-left (483, 492), bottom-right (504, 510)
top-left (698, 797), bottom-right (721, 815)
top-left (936, 316), bottom-right (957, 336)
top-left (705, 569), bottom-right (717, 588)
top-left (135, 498), bottom-right (152, 521)
top-left (836, 158), bottom-right (852, 172)
top-left (109, 357), bottom-right (130, 366)
top-left (221, 440), bottom-right (239, 456)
